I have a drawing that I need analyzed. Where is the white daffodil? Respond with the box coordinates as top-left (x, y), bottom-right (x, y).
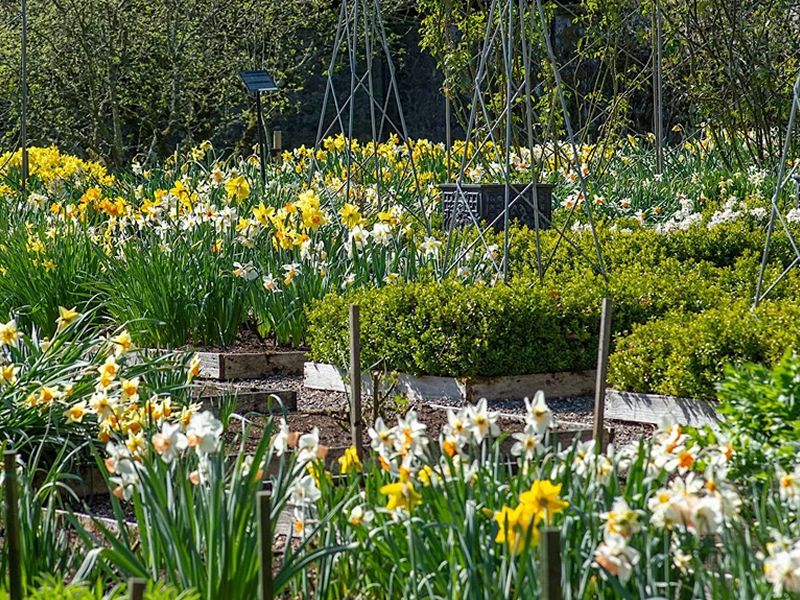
top-left (593, 533), bottom-right (640, 584)
top-left (186, 411), bottom-right (223, 456)
top-left (525, 391), bottom-right (553, 434)
top-left (368, 417), bottom-right (394, 455)
top-left (465, 398), bottom-right (499, 444)
top-left (510, 424), bottom-right (541, 462)
top-left (152, 421), bottom-right (188, 464)
top-left (297, 427), bottom-right (323, 463)
top-left (394, 411), bottom-right (428, 457)
top-left (290, 474), bottom-right (322, 508)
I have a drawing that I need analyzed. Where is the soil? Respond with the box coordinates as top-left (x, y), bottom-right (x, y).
top-left (221, 374), bottom-right (655, 453)
top-left (178, 325), bottom-right (309, 354)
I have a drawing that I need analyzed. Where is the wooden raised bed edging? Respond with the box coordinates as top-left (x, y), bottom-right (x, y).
top-left (191, 350), bottom-right (307, 379)
top-left (604, 389), bottom-right (721, 428)
top-left (192, 383), bottom-right (298, 413)
top-left (304, 362), bottom-right (597, 402)
top-left (139, 349), bottom-right (308, 379)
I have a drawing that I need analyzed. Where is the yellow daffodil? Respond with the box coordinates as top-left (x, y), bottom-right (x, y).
top-left (338, 445), bottom-right (363, 475)
top-left (519, 480), bottom-right (569, 523)
top-left (56, 306), bottom-right (80, 331)
top-left (380, 479), bottom-right (421, 512)
top-left (494, 503), bottom-right (542, 555)
top-left (0, 364), bottom-right (19, 385)
top-left (339, 203), bottom-right (362, 229)
top-left (225, 176), bottom-right (250, 202)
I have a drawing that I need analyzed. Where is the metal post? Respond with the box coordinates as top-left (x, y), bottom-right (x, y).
top-left (445, 90), bottom-right (452, 181)
top-left (4, 450), bottom-right (23, 600)
top-left (20, 0), bottom-right (28, 197)
top-left (257, 491), bottom-right (273, 600)
top-left (502, 1), bottom-right (514, 280)
top-left (255, 91), bottom-right (267, 188)
top-left (349, 304), bottom-right (363, 459)
top-left (592, 298), bottom-right (613, 453)
top-left (653, 0), bottom-right (664, 175)
top-left (540, 527), bottom-right (562, 600)
top-left (128, 578), bottom-right (146, 600)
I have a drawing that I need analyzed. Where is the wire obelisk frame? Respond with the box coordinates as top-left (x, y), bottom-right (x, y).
top-left (310, 0), bottom-right (428, 229)
top-left (754, 75), bottom-right (800, 306)
top-left (441, 0), bottom-right (606, 282)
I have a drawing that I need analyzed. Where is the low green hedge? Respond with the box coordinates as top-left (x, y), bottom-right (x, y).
top-left (308, 279), bottom-right (603, 377)
top-left (607, 300), bottom-right (800, 400)
top-left (306, 255), bottom-right (755, 378)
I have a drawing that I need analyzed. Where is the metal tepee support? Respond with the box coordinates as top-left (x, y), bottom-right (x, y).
top-left (440, 0), bottom-right (607, 282)
top-left (310, 0), bottom-right (428, 229)
top-left (754, 75), bottom-right (800, 306)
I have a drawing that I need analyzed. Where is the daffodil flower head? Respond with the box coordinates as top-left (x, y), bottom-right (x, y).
top-left (519, 480), bottom-right (569, 523)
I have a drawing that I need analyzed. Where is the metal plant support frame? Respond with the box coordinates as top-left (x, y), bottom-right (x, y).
top-left (440, 0), bottom-right (607, 282)
top-left (754, 75), bottom-right (800, 306)
top-left (310, 0), bottom-right (429, 230)
top-left (0, 1), bottom-right (26, 190)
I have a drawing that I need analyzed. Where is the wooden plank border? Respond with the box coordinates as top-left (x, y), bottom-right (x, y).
top-left (304, 362), bottom-right (596, 401)
top-left (139, 349), bottom-right (308, 379)
top-left (193, 384), bottom-right (298, 413)
top-left (604, 389), bottom-right (720, 427)
top-left (193, 350), bottom-right (308, 379)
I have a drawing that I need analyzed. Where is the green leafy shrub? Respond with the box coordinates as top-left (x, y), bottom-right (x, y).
top-left (608, 300), bottom-right (800, 399)
top-left (308, 279), bottom-right (604, 377)
top-left (307, 250), bottom-right (750, 378)
top-left (711, 353), bottom-right (800, 477)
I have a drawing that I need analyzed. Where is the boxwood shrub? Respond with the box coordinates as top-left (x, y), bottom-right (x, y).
top-left (306, 255), bottom-right (754, 378)
top-left (307, 279), bottom-right (603, 377)
top-left (607, 300), bottom-right (800, 400)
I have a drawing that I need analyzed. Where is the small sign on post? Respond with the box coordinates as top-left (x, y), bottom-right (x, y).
top-left (4, 450), bottom-right (22, 600)
top-left (349, 305), bottom-right (364, 460)
top-left (258, 491), bottom-right (273, 600)
top-left (593, 298), bottom-right (613, 453)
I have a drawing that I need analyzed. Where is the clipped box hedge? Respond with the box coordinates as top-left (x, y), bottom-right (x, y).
top-left (306, 254), bottom-right (758, 379)
top-left (608, 300), bottom-right (800, 400)
top-left (308, 279), bottom-right (603, 378)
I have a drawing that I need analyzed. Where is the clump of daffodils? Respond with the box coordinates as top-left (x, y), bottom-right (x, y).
top-left (104, 409), bottom-right (224, 499)
top-left (763, 532), bottom-right (800, 595)
top-left (494, 479), bottom-right (569, 555)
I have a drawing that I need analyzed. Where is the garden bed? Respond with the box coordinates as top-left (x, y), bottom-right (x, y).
top-left (304, 362), bottom-right (596, 402)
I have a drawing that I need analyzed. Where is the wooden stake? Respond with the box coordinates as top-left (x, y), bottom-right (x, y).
top-left (540, 527), bottom-right (562, 600)
top-left (593, 298), bottom-right (613, 453)
top-left (349, 304), bottom-right (364, 459)
top-left (4, 450), bottom-right (22, 600)
top-left (258, 491), bottom-right (273, 600)
top-left (128, 578), bottom-right (146, 600)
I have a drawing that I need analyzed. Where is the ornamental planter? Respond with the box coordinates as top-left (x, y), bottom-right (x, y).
top-left (439, 183), bottom-right (553, 231)
top-left (604, 389), bottom-right (720, 428)
top-left (304, 362), bottom-right (596, 402)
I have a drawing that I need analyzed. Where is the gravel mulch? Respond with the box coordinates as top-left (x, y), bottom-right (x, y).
top-left (217, 375), bottom-right (655, 451)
